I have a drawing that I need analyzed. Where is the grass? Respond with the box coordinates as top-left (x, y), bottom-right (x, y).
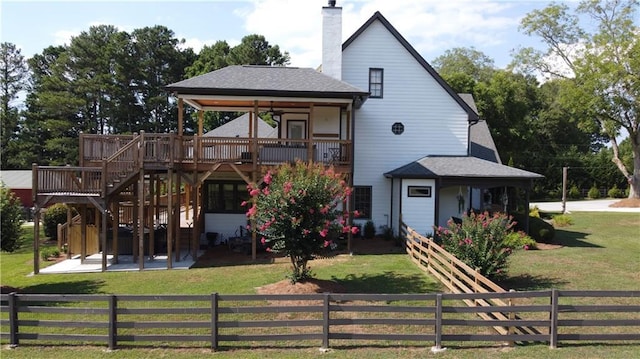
top-left (503, 212), bottom-right (640, 291)
top-left (2, 212), bottom-right (640, 358)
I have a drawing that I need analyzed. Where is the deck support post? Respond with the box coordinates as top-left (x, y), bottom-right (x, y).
top-left (148, 174), bottom-right (155, 260)
top-left (175, 170), bottom-right (182, 262)
top-left (80, 204), bottom-right (87, 263)
top-left (138, 167), bottom-right (145, 271)
top-left (112, 201), bottom-right (119, 264)
top-left (167, 170), bottom-right (174, 269)
top-left (33, 208), bottom-right (40, 274)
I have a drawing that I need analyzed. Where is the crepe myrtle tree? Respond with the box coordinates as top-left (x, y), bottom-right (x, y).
top-left (245, 161), bottom-right (359, 283)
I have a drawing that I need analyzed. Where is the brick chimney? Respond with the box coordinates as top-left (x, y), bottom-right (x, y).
top-left (322, 0), bottom-right (342, 80)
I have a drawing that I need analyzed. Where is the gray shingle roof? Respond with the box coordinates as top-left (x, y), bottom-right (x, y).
top-left (384, 156), bottom-right (543, 179)
top-left (166, 65), bottom-right (368, 98)
top-left (458, 93), bottom-right (501, 163)
top-left (203, 113), bottom-right (277, 138)
top-left (0, 170), bottom-right (32, 189)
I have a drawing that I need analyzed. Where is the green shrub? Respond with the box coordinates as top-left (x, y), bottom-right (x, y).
top-left (552, 214), bottom-right (573, 227)
top-left (587, 185), bottom-right (600, 199)
top-left (0, 184), bottom-right (25, 252)
top-left (607, 185), bottom-right (625, 199)
top-left (42, 204), bottom-right (74, 240)
top-left (434, 211), bottom-right (515, 280)
top-left (568, 185), bottom-right (581, 199)
top-left (504, 231), bottom-right (537, 250)
top-left (41, 247), bottom-right (60, 261)
top-left (363, 220), bottom-right (376, 239)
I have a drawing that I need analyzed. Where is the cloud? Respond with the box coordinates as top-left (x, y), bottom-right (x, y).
top-left (237, 0), bottom-right (521, 67)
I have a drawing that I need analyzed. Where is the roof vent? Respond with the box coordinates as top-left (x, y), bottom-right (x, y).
top-left (328, 0), bottom-right (336, 7)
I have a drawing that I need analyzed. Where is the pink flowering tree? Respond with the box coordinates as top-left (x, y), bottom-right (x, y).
top-left (245, 161), bottom-right (358, 283)
top-left (434, 211), bottom-right (516, 280)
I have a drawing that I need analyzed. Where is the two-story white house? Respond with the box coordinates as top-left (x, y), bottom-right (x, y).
top-left (32, 1), bottom-right (541, 272)
top-left (165, 2), bottom-right (541, 239)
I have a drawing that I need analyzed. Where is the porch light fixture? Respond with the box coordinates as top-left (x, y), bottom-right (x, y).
top-left (268, 101), bottom-right (283, 123)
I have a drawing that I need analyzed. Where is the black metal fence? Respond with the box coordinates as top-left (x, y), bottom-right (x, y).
top-left (1, 290), bottom-right (639, 351)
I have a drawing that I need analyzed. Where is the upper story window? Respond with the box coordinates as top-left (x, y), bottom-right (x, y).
top-left (369, 68), bottom-right (383, 98)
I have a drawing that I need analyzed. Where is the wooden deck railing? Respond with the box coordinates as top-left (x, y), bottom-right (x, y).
top-left (80, 134), bottom-right (353, 168)
top-left (80, 134), bottom-right (135, 164)
top-left (33, 165), bottom-right (104, 197)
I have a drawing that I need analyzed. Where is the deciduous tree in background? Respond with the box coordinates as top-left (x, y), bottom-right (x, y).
top-left (515, 0), bottom-right (640, 198)
top-left (246, 161), bottom-right (358, 283)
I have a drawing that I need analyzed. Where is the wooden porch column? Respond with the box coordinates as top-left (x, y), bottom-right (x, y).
top-left (198, 110), bottom-right (204, 136)
top-left (178, 98), bottom-right (184, 135)
top-left (251, 101), bottom-right (259, 261)
top-left (308, 103), bottom-right (314, 162)
top-left (167, 170), bottom-right (173, 269)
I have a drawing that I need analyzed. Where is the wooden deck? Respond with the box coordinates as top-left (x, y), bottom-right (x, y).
top-left (34, 133), bottom-right (353, 205)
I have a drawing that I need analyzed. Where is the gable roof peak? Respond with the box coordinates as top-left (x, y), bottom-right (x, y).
top-left (343, 11), bottom-right (479, 124)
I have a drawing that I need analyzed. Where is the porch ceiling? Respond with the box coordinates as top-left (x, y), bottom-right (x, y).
top-left (183, 97), bottom-right (353, 112)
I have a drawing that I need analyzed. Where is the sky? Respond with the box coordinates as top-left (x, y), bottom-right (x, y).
top-left (1, 0), bottom-right (573, 70)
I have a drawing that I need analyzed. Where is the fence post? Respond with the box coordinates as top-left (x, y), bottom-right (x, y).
top-left (507, 289), bottom-right (515, 347)
top-left (108, 294), bottom-right (117, 350)
top-left (211, 293), bottom-right (219, 351)
top-left (549, 289), bottom-right (559, 349)
top-left (321, 292), bottom-right (330, 350)
top-left (8, 292), bottom-right (18, 347)
top-left (432, 293), bottom-right (443, 352)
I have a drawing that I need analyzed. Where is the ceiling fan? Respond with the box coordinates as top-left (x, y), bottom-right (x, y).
top-left (268, 101), bottom-right (284, 122)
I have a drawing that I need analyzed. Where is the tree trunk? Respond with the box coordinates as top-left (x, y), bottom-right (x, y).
top-left (629, 144), bottom-right (640, 199)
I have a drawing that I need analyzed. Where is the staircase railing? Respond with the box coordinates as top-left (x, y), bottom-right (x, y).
top-left (103, 133), bottom-right (142, 195)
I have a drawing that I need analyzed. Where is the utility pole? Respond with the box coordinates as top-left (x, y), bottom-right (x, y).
top-left (562, 167), bottom-right (568, 214)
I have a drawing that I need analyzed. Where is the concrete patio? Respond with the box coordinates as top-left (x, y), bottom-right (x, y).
top-left (38, 252), bottom-right (202, 274)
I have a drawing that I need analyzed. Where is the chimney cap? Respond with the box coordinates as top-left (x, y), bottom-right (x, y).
top-left (328, 0), bottom-right (336, 7)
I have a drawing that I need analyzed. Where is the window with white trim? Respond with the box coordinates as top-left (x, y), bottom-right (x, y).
top-left (369, 68), bottom-right (383, 98)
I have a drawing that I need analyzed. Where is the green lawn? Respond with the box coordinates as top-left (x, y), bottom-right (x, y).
top-left (503, 212), bottom-right (640, 291)
top-left (1, 212), bottom-right (639, 358)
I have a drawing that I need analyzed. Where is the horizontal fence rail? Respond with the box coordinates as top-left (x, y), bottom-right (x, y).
top-left (1, 291), bottom-right (638, 351)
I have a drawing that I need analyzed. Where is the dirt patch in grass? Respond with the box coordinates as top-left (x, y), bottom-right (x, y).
top-left (609, 197), bottom-right (640, 207)
top-left (256, 278), bottom-right (347, 296)
top-left (535, 243), bottom-right (563, 250)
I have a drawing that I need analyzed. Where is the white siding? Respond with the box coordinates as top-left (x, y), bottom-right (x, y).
top-left (401, 179), bottom-right (436, 236)
top-left (204, 213), bottom-right (247, 244)
top-left (312, 107), bottom-right (340, 136)
top-left (343, 19), bottom-right (469, 229)
top-left (437, 186), bottom-right (468, 228)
